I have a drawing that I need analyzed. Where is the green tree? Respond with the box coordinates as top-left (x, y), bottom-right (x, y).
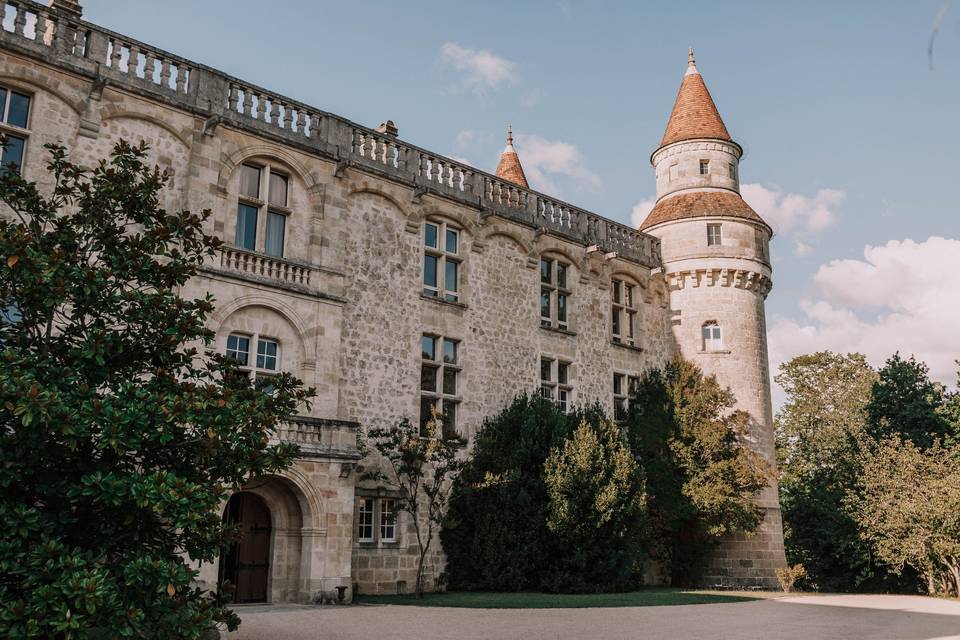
top-left (627, 359), bottom-right (770, 586)
top-left (365, 414), bottom-right (464, 597)
top-left (773, 352), bottom-right (898, 591)
top-left (0, 142), bottom-right (312, 639)
top-left (543, 418), bottom-right (647, 591)
top-left (866, 353), bottom-right (954, 449)
top-left (851, 438), bottom-right (960, 596)
top-left (441, 394), bottom-right (579, 591)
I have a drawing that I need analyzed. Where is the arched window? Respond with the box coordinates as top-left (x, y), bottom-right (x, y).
top-left (422, 220), bottom-right (461, 302)
top-left (702, 321), bottom-right (722, 351)
top-left (226, 331), bottom-right (281, 389)
top-left (235, 163), bottom-right (291, 257)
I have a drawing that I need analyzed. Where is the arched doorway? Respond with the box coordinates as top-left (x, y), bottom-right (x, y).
top-left (220, 492), bottom-right (272, 603)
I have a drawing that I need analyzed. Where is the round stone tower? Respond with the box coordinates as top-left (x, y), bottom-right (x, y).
top-left (639, 49), bottom-right (787, 588)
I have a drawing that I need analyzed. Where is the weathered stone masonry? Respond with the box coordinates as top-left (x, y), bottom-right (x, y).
top-left (1, 1), bottom-right (785, 599)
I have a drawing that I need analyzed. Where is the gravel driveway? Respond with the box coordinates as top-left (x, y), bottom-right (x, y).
top-left (225, 594), bottom-right (960, 640)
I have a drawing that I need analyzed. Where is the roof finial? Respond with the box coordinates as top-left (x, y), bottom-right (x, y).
top-left (507, 124), bottom-right (513, 146)
top-left (685, 47), bottom-right (698, 76)
top-left (688, 47), bottom-right (695, 66)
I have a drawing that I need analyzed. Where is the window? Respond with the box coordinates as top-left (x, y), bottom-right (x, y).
top-left (225, 331), bottom-right (280, 389)
top-left (423, 221), bottom-right (461, 302)
top-left (699, 159), bottom-right (709, 175)
top-left (0, 87), bottom-right (31, 173)
top-left (358, 497), bottom-right (374, 542)
top-left (755, 228), bottom-right (767, 259)
top-left (611, 278), bottom-right (639, 347)
top-left (613, 373), bottom-right (640, 421)
top-left (540, 357), bottom-right (573, 413)
top-left (707, 223), bottom-right (722, 247)
top-left (540, 258), bottom-right (570, 330)
top-left (420, 334), bottom-right (461, 439)
top-left (380, 499), bottom-right (397, 542)
top-left (702, 322), bottom-right (723, 351)
top-left (729, 162), bottom-right (737, 180)
top-left (235, 163), bottom-right (290, 256)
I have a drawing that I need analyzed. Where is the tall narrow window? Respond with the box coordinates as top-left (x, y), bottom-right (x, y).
top-left (540, 357), bottom-right (573, 413)
top-left (613, 373), bottom-right (636, 421)
top-left (0, 87), bottom-right (31, 173)
top-left (729, 162), bottom-right (737, 180)
top-left (423, 221), bottom-right (461, 302)
top-left (702, 322), bottom-right (723, 351)
top-left (235, 163), bottom-right (291, 256)
top-left (540, 258), bottom-right (571, 330)
top-left (611, 278), bottom-right (639, 347)
top-left (707, 223), bottom-right (722, 246)
top-left (420, 334), bottom-right (461, 439)
top-left (755, 228), bottom-right (767, 259)
top-left (357, 497), bottom-right (374, 542)
top-left (380, 499), bottom-right (397, 542)
top-left (699, 159), bottom-right (709, 175)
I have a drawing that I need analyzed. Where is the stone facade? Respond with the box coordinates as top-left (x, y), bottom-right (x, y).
top-left (1, 0), bottom-right (784, 599)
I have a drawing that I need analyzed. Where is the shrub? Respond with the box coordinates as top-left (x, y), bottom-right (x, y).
top-left (776, 564), bottom-right (808, 592)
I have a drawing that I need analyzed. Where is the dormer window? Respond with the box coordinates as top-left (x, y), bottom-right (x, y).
top-left (699, 160), bottom-right (709, 175)
top-left (707, 223), bottom-right (722, 246)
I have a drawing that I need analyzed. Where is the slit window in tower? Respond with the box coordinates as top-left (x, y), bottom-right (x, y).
top-left (707, 223), bottom-right (722, 246)
top-left (699, 160), bottom-right (709, 175)
top-left (729, 162), bottom-right (737, 180)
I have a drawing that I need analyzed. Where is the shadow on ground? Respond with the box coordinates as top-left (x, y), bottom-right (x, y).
top-left (353, 588), bottom-right (768, 608)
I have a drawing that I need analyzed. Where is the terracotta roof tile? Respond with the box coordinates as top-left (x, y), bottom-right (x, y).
top-left (494, 126), bottom-right (529, 188)
top-left (639, 190), bottom-right (770, 231)
top-left (660, 51), bottom-right (731, 147)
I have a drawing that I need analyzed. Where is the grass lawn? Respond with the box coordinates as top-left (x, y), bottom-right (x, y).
top-left (355, 588), bottom-right (787, 608)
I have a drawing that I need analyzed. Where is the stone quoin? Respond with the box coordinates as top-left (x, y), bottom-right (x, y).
top-left (0, 1), bottom-right (785, 601)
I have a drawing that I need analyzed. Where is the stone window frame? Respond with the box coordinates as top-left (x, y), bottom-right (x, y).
top-left (728, 162), bottom-right (737, 180)
top-left (234, 161), bottom-right (293, 257)
top-left (613, 372), bottom-right (640, 421)
top-left (379, 498), bottom-right (397, 543)
top-left (422, 219), bottom-right (461, 303)
top-left (706, 223), bottom-right (722, 247)
top-left (355, 493), bottom-right (402, 547)
top-left (611, 277), bottom-right (639, 348)
top-left (702, 321), bottom-right (723, 352)
top-left (540, 356), bottom-right (573, 414)
top-left (754, 227), bottom-right (767, 260)
top-left (539, 256), bottom-right (571, 331)
top-left (699, 159), bottom-right (709, 175)
top-left (419, 333), bottom-right (462, 440)
top-left (0, 84), bottom-right (32, 175)
top-left (225, 331), bottom-right (281, 387)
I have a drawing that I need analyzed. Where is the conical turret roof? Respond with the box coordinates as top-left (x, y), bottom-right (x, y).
top-left (659, 49), bottom-right (731, 148)
top-left (494, 126), bottom-right (529, 187)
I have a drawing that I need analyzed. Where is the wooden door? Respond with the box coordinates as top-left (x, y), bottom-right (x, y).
top-left (220, 492), bottom-right (272, 604)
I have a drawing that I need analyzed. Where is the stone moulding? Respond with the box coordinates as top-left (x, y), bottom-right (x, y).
top-left (667, 268), bottom-right (773, 297)
top-left (273, 416), bottom-right (361, 461)
top-left (0, 0), bottom-right (661, 269)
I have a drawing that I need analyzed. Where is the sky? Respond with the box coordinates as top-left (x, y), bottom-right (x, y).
top-left (83, 0), bottom-right (960, 400)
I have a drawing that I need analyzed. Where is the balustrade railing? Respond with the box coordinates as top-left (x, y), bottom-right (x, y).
top-left (220, 246), bottom-right (315, 289)
top-left (274, 416), bottom-right (360, 459)
top-left (1, 0), bottom-right (661, 268)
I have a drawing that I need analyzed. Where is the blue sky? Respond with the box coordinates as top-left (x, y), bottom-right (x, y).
top-left (83, 0), bottom-right (960, 391)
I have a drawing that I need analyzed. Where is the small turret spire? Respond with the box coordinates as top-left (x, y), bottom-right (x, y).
top-left (660, 49), bottom-right (731, 146)
top-left (495, 123), bottom-right (529, 188)
top-left (685, 47), bottom-right (698, 76)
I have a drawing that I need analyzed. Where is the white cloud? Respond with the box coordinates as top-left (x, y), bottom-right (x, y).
top-left (512, 134), bottom-right (602, 195)
top-left (768, 236), bottom-right (960, 401)
top-left (794, 240), bottom-right (813, 257)
top-left (630, 197), bottom-right (656, 228)
top-left (454, 129), bottom-right (491, 150)
top-left (440, 43), bottom-right (517, 93)
top-left (741, 184), bottom-right (845, 235)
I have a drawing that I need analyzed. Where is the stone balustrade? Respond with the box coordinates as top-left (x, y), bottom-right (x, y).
top-left (274, 416), bottom-right (360, 460)
top-left (1, 0), bottom-right (661, 269)
top-left (219, 246), bottom-right (316, 291)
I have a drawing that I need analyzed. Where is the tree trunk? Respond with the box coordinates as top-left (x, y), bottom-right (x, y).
top-left (416, 550), bottom-right (426, 599)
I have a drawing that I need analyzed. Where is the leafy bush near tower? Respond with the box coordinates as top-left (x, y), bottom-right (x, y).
top-left (0, 142), bottom-right (312, 638)
top-left (776, 352), bottom-right (959, 594)
top-left (442, 360), bottom-right (770, 591)
top-left (628, 360), bottom-right (772, 586)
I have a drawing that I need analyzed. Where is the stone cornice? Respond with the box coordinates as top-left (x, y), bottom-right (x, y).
top-left (651, 138), bottom-right (743, 167)
top-left (666, 267), bottom-right (773, 298)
